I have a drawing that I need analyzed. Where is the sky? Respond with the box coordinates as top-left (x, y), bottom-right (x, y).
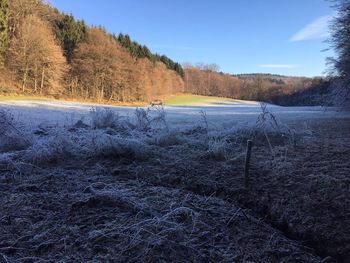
top-left (50, 0), bottom-right (334, 77)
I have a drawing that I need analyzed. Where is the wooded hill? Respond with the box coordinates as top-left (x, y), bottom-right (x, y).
top-left (0, 0), bottom-right (184, 102)
top-left (0, 0), bottom-right (330, 105)
top-left (183, 64), bottom-right (328, 104)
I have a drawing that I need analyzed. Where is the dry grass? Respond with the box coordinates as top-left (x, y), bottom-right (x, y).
top-left (0, 106), bottom-right (348, 262)
top-left (0, 170), bottom-right (321, 262)
top-left (0, 109), bottom-right (32, 153)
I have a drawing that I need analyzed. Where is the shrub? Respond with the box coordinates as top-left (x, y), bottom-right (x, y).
top-left (89, 133), bottom-right (152, 160)
top-left (23, 135), bottom-right (73, 164)
top-left (134, 108), bottom-right (151, 131)
top-left (90, 107), bottom-right (118, 129)
top-left (0, 109), bottom-right (31, 152)
top-left (207, 137), bottom-right (230, 160)
top-left (134, 106), bottom-right (168, 131)
top-left (149, 131), bottom-right (183, 147)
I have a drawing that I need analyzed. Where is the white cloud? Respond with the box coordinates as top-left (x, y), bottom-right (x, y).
top-left (290, 14), bottom-right (333, 42)
top-left (258, 64), bottom-right (299, 69)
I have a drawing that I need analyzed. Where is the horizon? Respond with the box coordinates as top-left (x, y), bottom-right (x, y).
top-left (50, 0), bottom-right (334, 78)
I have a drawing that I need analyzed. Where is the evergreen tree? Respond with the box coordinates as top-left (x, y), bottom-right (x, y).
top-left (55, 14), bottom-right (86, 62)
top-left (117, 33), bottom-right (184, 77)
top-left (0, 0), bottom-right (9, 66)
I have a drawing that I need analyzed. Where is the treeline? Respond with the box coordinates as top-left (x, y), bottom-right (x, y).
top-left (117, 34), bottom-right (184, 77)
top-left (269, 79), bottom-right (334, 106)
top-left (0, 0), bottom-right (341, 106)
top-left (0, 0), bottom-right (184, 102)
top-left (183, 63), bottom-right (327, 104)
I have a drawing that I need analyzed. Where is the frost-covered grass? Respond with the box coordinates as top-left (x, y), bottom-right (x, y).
top-left (0, 97), bottom-right (347, 131)
top-left (0, 98), bottom-right (349, 261)
top-left (0, 100), bottom-right (338, 168)
top-left (0, 109), bottom-right (32, 153)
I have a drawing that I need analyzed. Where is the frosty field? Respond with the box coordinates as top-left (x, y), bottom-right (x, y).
top-left (0, 98), bottom-right (349, 262)
top-left (0, 98), bottom-right (343, 128)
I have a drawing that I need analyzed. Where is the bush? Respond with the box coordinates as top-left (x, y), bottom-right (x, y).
top-left (207, 137), bottom-right (231, 160)
top-left (90, 107), bottom-right (119, 129)
top-left (134, 108), bottom-right (151, 131)
top-left (88, 133), bottom-right (152, 160)
top-left (0, 109), bottom-right (31, 152)
top-left (23, 135), bottom-right (73, 165)
top-left (148, 131), bottom-right (183, 147)
top-left (134, 106), bottom-right (168, 131)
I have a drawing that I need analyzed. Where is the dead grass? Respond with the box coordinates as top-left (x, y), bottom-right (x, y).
top-left (0, 107), bottom-right (349, 262)
top-left (0, 168), bottom-right (321, 262)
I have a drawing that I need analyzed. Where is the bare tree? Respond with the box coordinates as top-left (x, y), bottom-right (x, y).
top-left (8, 14), bottom-right (66, 94)
top-left (329, 0), bottom-right (350, 106)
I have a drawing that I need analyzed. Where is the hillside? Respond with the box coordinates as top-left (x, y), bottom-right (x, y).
top-left (0, 0), bottom-right (333, 106)
top-left (183, 64), bottom-right (330, 105)
top-left (0, 0), bottom-right (184, 102)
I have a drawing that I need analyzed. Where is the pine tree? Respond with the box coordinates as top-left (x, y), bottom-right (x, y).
top-left (116, 33), bottom-right (184, 78)
top-left (55, 14), bottom-right (86, 62)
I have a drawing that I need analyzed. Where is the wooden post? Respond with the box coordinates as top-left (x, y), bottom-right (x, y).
top-left (244, 140), bottom-right (253, 188)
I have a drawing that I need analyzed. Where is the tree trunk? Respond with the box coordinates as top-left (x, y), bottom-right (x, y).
top-left (22, 64), bottom-right (28, 93)
top-left (40, 67), bottom-right (45, 95)
top-left (34, 64), bottom-right (38, 93)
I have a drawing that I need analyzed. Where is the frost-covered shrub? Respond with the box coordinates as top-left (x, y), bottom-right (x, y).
top-left (207, 137), bottom-right (230, 160)
top-left (0, 109), bottom-right (14, 135)
top-left (254, 103), bottom-right (296, 149)
top-left (148, 131), bottom-right (183, 147)
top-left (0, 109), bottom-right (31, 152)
top-left (0, 136), bottom-right (30, 153)
top-left (134, 108), bottom-right (151, 131)
top-left (90, 107), bottom-right (132, 132)
top-left (90, 107), bottom-right (118, 129)
top-left (134, 106), bottom-right (168, 131)
top-left (23, 135), bottom-right (74, 164)
top-left (151, 106), bottom-right (168, 131)
top-left (89, 133), bottom-right (152, 160)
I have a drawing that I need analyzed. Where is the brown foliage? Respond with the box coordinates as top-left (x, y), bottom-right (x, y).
top-left (69, 28), bottom-right (184, 102)
top-left (7, 15), bottom-right (67, 95)
top-left (184, 64), bottom-right (319, 102)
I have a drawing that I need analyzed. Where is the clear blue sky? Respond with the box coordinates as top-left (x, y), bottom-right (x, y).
top-left (50, 0), bottom-right (334, 77)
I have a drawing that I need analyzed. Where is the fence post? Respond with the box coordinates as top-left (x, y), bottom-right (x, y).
top-left (244, 140), bottom-right (253, 188)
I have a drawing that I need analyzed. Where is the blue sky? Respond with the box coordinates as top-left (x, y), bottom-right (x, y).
top-left (50, 0), bottom-right (334, 77)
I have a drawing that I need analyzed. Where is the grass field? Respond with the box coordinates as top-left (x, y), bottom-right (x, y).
top-left (0, 95), bottom-right (51, 101)
top-left (0, 93), bottom-right (255, 107)
top-left (165, 94), bottom-right (253, 106)
top-left (0, 94), bottom-right (146, 106)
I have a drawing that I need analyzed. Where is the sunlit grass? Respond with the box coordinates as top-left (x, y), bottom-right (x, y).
top-left (0, 94), bottom-right (147, 107)
top-left (165, 94), bottom-right (244, 106)
top-left (0, 95), bottom-right (51, 101)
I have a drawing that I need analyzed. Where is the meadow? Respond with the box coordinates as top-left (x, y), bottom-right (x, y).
top-left (0, 95), bottom-right (349, 262)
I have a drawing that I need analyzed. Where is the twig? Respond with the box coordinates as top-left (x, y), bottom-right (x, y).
top-left (244, 140), bottom-right (253, 188)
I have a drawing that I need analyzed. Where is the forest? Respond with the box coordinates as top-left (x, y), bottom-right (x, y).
top-left (0, 0), bottom-right (340, 106)
top-left (0, 0), bottom-right (184, 102)
top-left (183, 63), bottom-right (330, 105)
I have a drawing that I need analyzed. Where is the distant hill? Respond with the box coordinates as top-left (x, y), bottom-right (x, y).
top-left (184, 64), bottom-right (330, 105)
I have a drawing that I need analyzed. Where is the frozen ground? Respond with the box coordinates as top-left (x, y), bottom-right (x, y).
top-left (0, 99), bottom-right (347, 129)
top-left (0, 99), bottom-right (349, 262)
